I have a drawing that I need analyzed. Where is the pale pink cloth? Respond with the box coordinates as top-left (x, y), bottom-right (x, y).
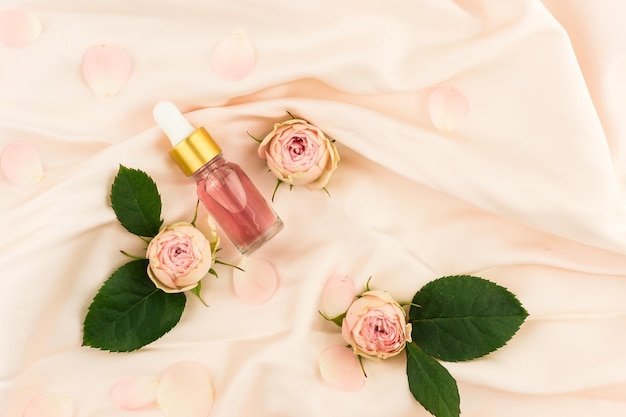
top-left (1, 1), bottom-right (626, 416)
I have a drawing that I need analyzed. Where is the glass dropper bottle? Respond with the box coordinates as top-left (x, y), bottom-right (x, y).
top-left (153, 101), bottom-right (283, 255)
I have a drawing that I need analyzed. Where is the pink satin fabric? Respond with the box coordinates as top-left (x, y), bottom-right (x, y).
top-left (1, 1), bottom-right (625, 416)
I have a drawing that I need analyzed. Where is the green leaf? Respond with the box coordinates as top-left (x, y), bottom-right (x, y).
top-left (406, 342), bottom-right (460, 417)
top-left (83, 259), bottom-right (186, 352)
top-left (409, 275), bottom-right (528, 362)
top-left (110, 165), bottom-right (163, 237)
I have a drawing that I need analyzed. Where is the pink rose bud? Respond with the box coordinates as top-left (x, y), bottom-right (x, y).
top-left (341, 290), bottom-right (412, 360)
top-left (146, 222), bottom-right (216, 293)
top-left (258, 118), bottom-right (340, 190)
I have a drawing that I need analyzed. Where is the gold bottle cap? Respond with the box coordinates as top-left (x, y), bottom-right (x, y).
top-left (169, 126), bottom-right (222, 176)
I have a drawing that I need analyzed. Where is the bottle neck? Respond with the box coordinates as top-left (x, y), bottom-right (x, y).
top-left (191, 153), bottom-right (225, 183)
top-left (168, 127), bottom-right (223, 176)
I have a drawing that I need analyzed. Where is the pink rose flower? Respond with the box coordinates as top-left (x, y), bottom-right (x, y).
top-left (146, 222), bottom-right (217, 293)
top-left (341, 290), bottom-right (412, 359)
top-left (258, 118), bottom-right (340, 190)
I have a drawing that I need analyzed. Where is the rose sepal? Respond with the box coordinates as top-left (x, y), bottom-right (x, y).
top-left (318, 311), bottom-right (347, 328)
top-left (190, 281), bottom-right (208, 307)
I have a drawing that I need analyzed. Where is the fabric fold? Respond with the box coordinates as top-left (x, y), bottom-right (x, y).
top-left (2, 1), bottom-right (626, 416)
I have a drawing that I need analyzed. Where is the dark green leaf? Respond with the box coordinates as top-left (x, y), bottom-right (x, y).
top-left (110, 165), bottom-right (163, 237)
top-left (409, 275), bottom-right (528, 362)
top-left (406, 342), bottom-right (460, 417)
top-left (83, 259), bottom-right (186, 352)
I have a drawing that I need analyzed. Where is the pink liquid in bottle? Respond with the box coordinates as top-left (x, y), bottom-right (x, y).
top-left (194, 156), bottom-right (283, 254)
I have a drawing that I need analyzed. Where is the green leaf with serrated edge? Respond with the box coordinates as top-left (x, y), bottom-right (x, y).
top-left (82, 259), bottom-right (186, 352)
top-left (406, 342), bottom-right (460, 417)
top-left (409, 275), bottom-right (528, 362)
top-left (110, 165), bottom-right (163, 237)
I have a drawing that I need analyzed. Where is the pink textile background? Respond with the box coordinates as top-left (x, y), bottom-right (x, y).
top-left (1, 1), bottom-right (626, 416)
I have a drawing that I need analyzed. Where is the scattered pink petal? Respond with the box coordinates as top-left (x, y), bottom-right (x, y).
top-left (1, 142), bottom-right (44, 185)
top-left (211, 32), bottom-right (256, 81)
top-left (82, 44), bottom-right (132, 96)
top-left (428, 86), bottom-right (469, 132)
top-left (319, 345), bottom-right (366, 391)
top-left (0, 9), bottom-right (42, 48)
top-left (321, 275), bottom-right (356, 319)
top-left (232, 257), bottom-right (277, 305)
top-left (157, 361), bottom-right (214, 417)
top-left (111, 376), bottom-right (158, 410)
top-left (23, 393), bottom-right (73, 417)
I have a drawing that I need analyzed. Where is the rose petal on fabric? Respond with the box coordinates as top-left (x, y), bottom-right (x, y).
top-left (211, 32), bottom-right (256, 81)
top-left (321, 275), bottom-right (356, 319)
top-left (0, 9), bottom-right (42, 48)
top-left (1, 142), bottom-right (44, 185)
top-left (111, 376), bottom-right (158, 410)
top-left (428, 86), bottom-right (469, 132)
top-left (232, 257), bottom-right (278, 305)
top-left (23, 393), bottom-right (73, 417)
top-left (319, 345), bottom-right (366, 391)
top-left (82, 44), bottom-right (132, 96)
top-left (157, 361), bottom-right (214, 417)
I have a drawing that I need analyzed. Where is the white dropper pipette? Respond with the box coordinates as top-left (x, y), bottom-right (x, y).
top-left (152, 101), bottom-right (195, 147)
